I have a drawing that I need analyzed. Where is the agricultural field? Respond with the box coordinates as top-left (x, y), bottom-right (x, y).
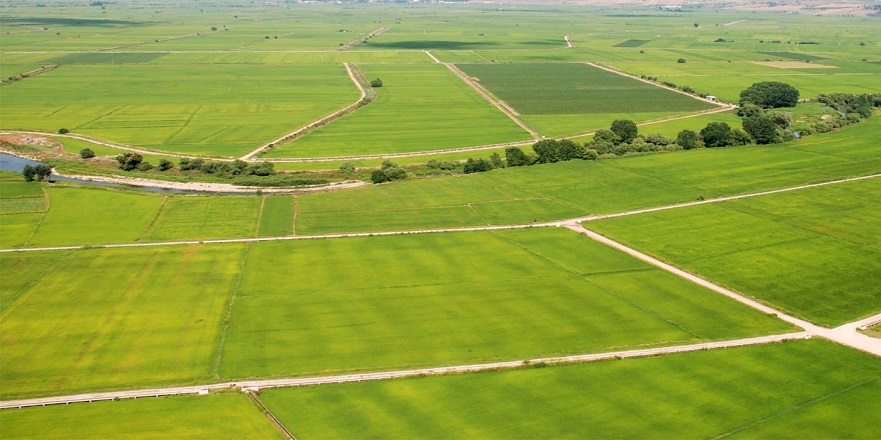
top-left (260, 63), bottom-right (530, 158)
top-left (0, 393), bottom-right (283, 440)
top-left (0, 64), bottom-right (358, 157)
top-left (457, 62), bottom-right (717, 136)
top-left (260, 340), bottom-right (881, 439)
top-left (1, 1), bottom-right (880, 438)
top-left (588, 176), bottom-right (881, 327)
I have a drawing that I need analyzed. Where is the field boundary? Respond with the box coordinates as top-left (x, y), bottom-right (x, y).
top-left (0, 332), bottom-right (809, 409)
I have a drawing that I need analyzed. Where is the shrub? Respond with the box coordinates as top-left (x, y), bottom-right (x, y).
top-left (677, 58), bottom-right (687, 63)
top-left (79, 148), bottom-right (95, 159)
top-left (116, 152), bottom-right (143, 171)
top-left (370, 78), bottom-right (383, 88)
top-left (700, 122), bottom-right (733, 148)
top-left (158, 159), bottom-right (174, 171)
top-left (58, 128), bottom-right (70, 134)
top-left (340, 161), bottom-right (355, 174)
top-left (463, 158), bottom-right (494, 174)
top-left (137, 162), bottom-right (154, 171)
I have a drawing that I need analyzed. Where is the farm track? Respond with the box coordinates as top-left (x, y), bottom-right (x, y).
top-left (2, 174), bottom-right (879, 409)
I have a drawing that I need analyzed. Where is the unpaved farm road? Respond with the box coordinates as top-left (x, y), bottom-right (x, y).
top-left (1, 173), bottom-right (879, 409)
top-left (0, 333), bottom-right (810, 409)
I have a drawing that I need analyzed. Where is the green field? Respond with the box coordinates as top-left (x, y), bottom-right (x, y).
top-left (260, 340), bottom-right (881, 439)
top-left (218, 229), bottom-right (790, 379)
top-left (261, 63), bottom-right (530, 158)
top-left (0, 228), bottom-right (790, 398)
top-left (0, 393), bottom-right (284, 440)
top-left (588, 177), bottom-right (881, 327)
top-left (0, 244), bottom-right (245, 399)
top-left (457, 63), bottom-right (714, 115)
top-left (0, 64), bottom-right (358, 157)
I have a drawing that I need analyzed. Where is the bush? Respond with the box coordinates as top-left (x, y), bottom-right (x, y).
top-left (583, 148), bottom-right (599, 160)
top-left (370, 78), bottom-right (383, 88)
top-left (677, 58), bottom-right (687, 63)
top-left (116, 152), bottom-right (143, 171)
top-left (179, 158), bottom-right (203, 171)
top-left (340, 161), bottom-right (355, 174)
top-left (463, 158), bottom-right (494, 174)
top-left (158, 159), bottom-right (174, 171)
top-left (137, 162), bottom-right (154, 171)
top-left (645, 133), bottom-right (671, 146)
top-left (58, 128), bottom-right (69, 134)
top-left (79, 148), bottom-right (95, 159)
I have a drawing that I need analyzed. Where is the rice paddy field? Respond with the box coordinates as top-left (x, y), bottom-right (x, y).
top-left (1, 2), bottom-right (880, 438)
top-left (588, 176), bottom-right (881, 327)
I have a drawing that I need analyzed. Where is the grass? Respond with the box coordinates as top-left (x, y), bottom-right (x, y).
top-left (261, 63), bottom-right (530, 158)
top-left (588, 177), bottom-right (881, 327)
top-left (0, 244), bottom-right (244, 399)
top-left (217, 228), bottom-right (791, 380)
top-left (456, 63), bottom-right (715, 115)
top-left (0, 393), bottom-right (285, 440)
top-left (260, 339), bottom-right (881, 439)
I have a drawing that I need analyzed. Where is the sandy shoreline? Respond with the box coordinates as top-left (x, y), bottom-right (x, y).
top-left (56, 172), bottom-right (369, 194)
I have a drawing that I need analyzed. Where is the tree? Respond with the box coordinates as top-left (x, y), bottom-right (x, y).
top-left (505, 147), bottom-right (529, 167)
top-left (532, 139), bottom-right (562, 163)
top-left (700, 122), bottom-right (733, 148)
top-left (340, 161), bottom-right (355, 175)
top-left (742, 115), bottom-right (780, 144)
top-left (370, 78), bottom-right (383, 88)
top-left (79, 148), bottom-right (95, 159)
top-left (463, 158), bottom-right (494, 174)
top-left (676, 129), bottom-right (699, 150)
top-left (739, 81), bottom-right (799, 108)
top-left (646, 132), bottom-right (671, 146)
top-left (116, 152), bottom-right (143, 171)
top-left (731, 128), bottom-right (753, 146)
top-left (22, 165), bottom-right (36, 182)
top-left (610, 119), bottom-right (638, 144)
top-left (489, 152), bottom-right (504, 169)
top-left (158, 159), bottom-right (174, 171)
top-left (592, 129), bottom-right (621, 146)
top-left (370, 169), bottom-right (390, 184)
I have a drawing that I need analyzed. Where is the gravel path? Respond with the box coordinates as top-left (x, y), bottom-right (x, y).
top-left (0, 332), bottom-right (809, 409)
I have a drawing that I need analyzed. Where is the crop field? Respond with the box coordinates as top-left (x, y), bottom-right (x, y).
top-left (0, 393), bottom-right (283, 440)
top-left (0, 64), bottom-right (358, 157)
top-left (0, 244), bottom-right (245, 399)
top-left (457, 62), bottom-right (715, 135)
top-left (1, 2), bottom-right (880, 438)
top-left (261, 63), bottom-right (530, 158)
top-left (260, 340), bottom-right (881, 439)
top-left (588, 176), bottom-right (881, 327)
top-left (218, 228), bottom-right (791, 378)
top-left (0, 228), bottom-right (790, 398)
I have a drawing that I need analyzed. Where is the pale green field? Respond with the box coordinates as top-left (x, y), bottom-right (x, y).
top-left (218, 229), bottom-right (790, 379)
top-left (257, 195), bottom-right (295, 237)
top-left (588, 176), bottom-right (881, 327)
top-left (261, 63), bottom-right (531, 158)
top-left (1, 64), bottom-right (358, 157)
top-left (261, 339), bottom-right (881, 439)
top-left (142, 196), bottom-right (261, 242)
top-left (0, 393), bottom-right (284, 440)
top-left (0, 244), bottom-right (245, 399)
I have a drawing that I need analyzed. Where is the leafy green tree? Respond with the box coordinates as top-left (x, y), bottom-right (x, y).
top-left (489, 152), bottom-right (504, 169)
top-left (676, 129), bottom-right (700, 150)
top-left (244, 161), bottom-right (274, 176)
top-left (463, 158), bottom-right (494, 174)
top-left (158, 159), bottom-right (174, 171)
top-left (79, 148), bottom-right (95, 159)
top-left (742, 115), bottom-right (780, 144)
top-left (646, 133), bottom-right (671, 146)
top-left (116, 152), bottom-right (143, 171)
top-left (592, 129), bottom-right (621, 146)
top-left (610, 119), bottom-right (638, 144)
top-left (731, 128), bottom-right (754, 146)
top-left (700, 122), bottom-right (733, 148)
top-left (739, 81), bottom-right (799, 108)
top-left (370, 169), bottom-right (390, 183)
top-left (22, 165), bottom-right (36, 182)
top-left (505, 147), bottom-right (529, 167)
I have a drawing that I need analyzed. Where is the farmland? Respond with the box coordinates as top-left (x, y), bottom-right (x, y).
top-left (260, 340), bottom-right (881, 439)
top-left (1, 1), bottom-right (880, 438)
top-left (588, 176), bottom-right (881, 327)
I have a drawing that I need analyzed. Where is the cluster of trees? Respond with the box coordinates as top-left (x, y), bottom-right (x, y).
top-left (370, 160), bottom-right (407, 183)
top-left (22, 164), bottom-right (52, 182)
top-left (739, 81), bottom-right (800, 108)
top-left (817, 93), bottom-right (881, 118)
top-left (178, 158), bottom-right (274, 178)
